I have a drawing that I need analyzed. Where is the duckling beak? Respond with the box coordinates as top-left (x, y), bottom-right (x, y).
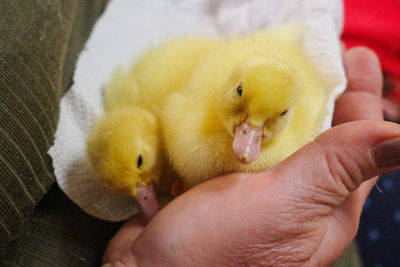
top-left (134, 183), bottom-right (159, 224)
top-left (233, 118), bottom-right (264, 164)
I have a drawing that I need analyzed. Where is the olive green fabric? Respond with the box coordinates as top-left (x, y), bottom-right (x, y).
top-left (1, 185), bottom-right (121, 266)
top-left (0, 0), bottom-right (109, 257)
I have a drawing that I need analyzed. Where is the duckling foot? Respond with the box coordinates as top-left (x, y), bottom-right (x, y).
top-left (171, 179), bottom-right (189, 197)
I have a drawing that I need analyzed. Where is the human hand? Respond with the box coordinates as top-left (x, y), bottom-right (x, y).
top-left (103, 47), bottom-right (397, 266)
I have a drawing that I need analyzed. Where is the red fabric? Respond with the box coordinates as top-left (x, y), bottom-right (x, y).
top-left (342, 0), bottom-right (400, 77)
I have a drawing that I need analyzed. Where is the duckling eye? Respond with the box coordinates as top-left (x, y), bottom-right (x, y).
top-left (280, 109), bottom-right (288, 116)
top-left (237, 85), bottom-right (242, 96)
top-left (137, 155), bottom-right (143, 169)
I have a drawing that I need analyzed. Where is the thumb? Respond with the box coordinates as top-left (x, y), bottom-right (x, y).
top-left (273, 120), bottom-right (400, 210)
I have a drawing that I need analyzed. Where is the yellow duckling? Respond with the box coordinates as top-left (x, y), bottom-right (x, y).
top-left (161, 25), bottom-right (327, 189)
top-left (87, 37), bottom-right (219, 219)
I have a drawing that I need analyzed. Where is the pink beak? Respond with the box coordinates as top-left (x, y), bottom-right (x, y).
top-left (134, 183), bottom-right (159, 224)
top-left (232, 118), bottom-right (264, 164)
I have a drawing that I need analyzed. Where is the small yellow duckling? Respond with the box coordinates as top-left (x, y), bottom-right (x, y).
top-left (86, 37), bottom-right (218, 218)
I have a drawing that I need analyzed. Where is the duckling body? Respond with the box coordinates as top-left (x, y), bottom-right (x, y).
top-left (104, 37), bottom-right (219, 115)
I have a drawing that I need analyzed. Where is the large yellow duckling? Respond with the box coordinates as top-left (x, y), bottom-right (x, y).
top-left (161, 26), bottom-right (327, 189)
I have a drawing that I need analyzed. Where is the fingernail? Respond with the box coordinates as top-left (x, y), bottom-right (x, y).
top-left (374, 138), bottom-right (400, 168)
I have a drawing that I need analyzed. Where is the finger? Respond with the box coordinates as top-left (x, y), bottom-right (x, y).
top-left (273, 120), bottom-right (400, 214)
top-left (332, 47), bottom-right (383, 205)
top-left (333, 47), bottom-right (383, 125)
top-left (102, 215), bottom-right (144, 265)
top-left (272, 121), bottom-right (398, 265)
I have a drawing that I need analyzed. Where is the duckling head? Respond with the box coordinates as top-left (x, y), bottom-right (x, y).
top-left (87, 107), bottom-right (162, 222)
top-left (217, 57), bottom-right (300, 164)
